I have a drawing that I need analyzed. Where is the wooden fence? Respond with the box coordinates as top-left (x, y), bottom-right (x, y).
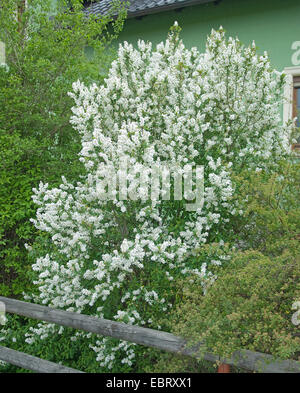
top-left (0, 296), bottom-right (299, 373)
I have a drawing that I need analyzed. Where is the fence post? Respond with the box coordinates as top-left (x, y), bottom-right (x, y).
top-left (218, 363), bottom-right (231, 373)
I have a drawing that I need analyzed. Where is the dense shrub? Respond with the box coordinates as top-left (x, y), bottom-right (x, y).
top-left (1, 24), bottom-right (291, 372)
top-left (0, 0), bottom-right (126, 296)
top-left (160, 250), bottom-right (300, 363)
top-left (151, 161), bottom-right (300, 372)
top-left (0, 20), bottom-right (296, 372)
top-left (232, 160), bottom-right (300, 256)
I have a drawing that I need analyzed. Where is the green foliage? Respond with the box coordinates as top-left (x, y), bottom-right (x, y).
top-left (0, 315), bottom-right (101, 372)
top-left (151, 162), bottom-right (300, 371)
top-left (0, 13), bottom-right (298, 371)
top-left (232, 160), bottom-right (300, 256)
top-left (0, 0), bottom-right (126, 296)
top-left (143, 351), bottom-right (217, 373)
top-left (0, 132), bottom-right (42, 296)
top-left (163, 249), bottom-right (300, 364)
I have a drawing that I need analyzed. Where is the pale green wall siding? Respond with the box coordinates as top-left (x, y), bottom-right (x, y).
top-left (116, 0), bottom-right (300, 71)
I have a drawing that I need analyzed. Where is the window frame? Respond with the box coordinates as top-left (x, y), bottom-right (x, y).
top-left (293, 76), bottom-right (300, 126)
top-left (283, 66), bottom-right (300, 152)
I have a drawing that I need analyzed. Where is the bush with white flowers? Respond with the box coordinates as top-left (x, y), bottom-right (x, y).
top-left (24, 24), bottom-right (292, 370)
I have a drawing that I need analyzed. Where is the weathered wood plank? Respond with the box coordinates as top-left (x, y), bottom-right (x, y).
top-left (0, 345), bottom-right (84, 373)
top-left (0, 296), bottom-right (189, 354)
top-left (1, 296), bottom-right (299, 373)
top-left (180, 343), bottom-right (300, 373)
top-left (224, 350), bottom-right (300, 374)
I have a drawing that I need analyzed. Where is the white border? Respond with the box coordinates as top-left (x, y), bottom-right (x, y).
top-left (283, 66), bottom-right (300, 124)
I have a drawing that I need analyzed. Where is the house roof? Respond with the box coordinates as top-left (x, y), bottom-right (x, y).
top-left (84, 0), bottom-right (216, 19)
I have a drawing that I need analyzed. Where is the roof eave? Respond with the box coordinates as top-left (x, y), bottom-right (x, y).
top-left (85, 0), bottom-right (217, 20)
top-left (126, 0), bottom-right (216, 19)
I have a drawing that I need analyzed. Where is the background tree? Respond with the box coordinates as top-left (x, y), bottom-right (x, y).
top-left (0, 0), bottom-right (126, 297)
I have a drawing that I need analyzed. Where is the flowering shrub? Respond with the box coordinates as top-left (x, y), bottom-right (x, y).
top-left (21, 25), bottom-right (292, 370)
top-left (149, 161), bottom-right (300, 372)
top-left (157, 249), bottom-right (300, 365)
top-left (0, 0), bottom-right (126, 298)
top-left (231, 160), bottom-right (300, 255)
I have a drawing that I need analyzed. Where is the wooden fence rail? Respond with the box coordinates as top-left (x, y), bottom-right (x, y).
top-left (0, 296), bottom-right (300, 373)
top-left (0, 346), bottom-right (84, 373)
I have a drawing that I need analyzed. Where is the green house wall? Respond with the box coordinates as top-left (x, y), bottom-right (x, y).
top-left (116, 0), bottom-right (300, 71)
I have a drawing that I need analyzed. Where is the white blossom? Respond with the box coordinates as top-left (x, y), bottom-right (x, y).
top-left (25, 25), bottom-right (291, 370)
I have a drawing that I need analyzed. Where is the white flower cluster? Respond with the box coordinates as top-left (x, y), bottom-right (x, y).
top-left (27, 25), bottom-right (291, 370)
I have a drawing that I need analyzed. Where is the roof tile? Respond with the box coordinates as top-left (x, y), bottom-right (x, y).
top-left (84, 0), bottom-right (215, 18)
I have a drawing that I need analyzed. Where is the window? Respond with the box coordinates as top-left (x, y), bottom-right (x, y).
top-left (292, 76), bottom-right (300, 151)
top-left (293, 76), bottom-right (300, 125)
top-left (283, 67), bottom-right (300, 153)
